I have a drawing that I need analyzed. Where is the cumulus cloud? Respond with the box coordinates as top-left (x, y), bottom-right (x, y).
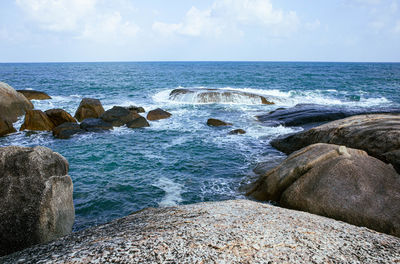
top-left (152, 0), bottom-right (299, 38)
top-left (15, 0), bottom-right (140, 42)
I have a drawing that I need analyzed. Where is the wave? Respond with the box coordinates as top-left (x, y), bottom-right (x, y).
top-left (153, 177), bottom-right (184, 207)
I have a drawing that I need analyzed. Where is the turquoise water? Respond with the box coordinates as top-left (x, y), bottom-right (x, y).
top-left (1, 62), bottom-right (400, 230)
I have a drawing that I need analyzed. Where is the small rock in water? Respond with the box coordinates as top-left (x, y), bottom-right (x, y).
top-left (207, 118), bottom-right (232, 127)
top-left (80, 118), bottom-right (113, 132)
top-left (147, 108), bottom-right (172, 121)
top-left (53, 122), bottom-right (83, 139)
top-left (126, 115), bottom-right (150, 129)
top-left (229, 129), bottom-right (246, 135)
top-left (17, 90), bottom-right (52, 100)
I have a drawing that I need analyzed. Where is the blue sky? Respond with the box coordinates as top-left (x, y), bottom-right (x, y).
top-left (1, 0), bottom-right (399, 62)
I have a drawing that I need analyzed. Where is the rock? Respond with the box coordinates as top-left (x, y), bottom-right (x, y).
top-left (20, 110), bottom-right (55, 131)
top-left (0, 82), bottom-right (33, 123)
top-left (80, 118), bottom-right (113, 132)
top-left (125, 105), bottom-right (145, 113)
top-left (207, 118), bottom-right (232, 127)
top-left (45, 109), bottom-right (76, 127)
top-left (169, 88), bottom-right (274, 105)
top-left (17, 90), bottom-right (51, 100)
top-left (53, 123), bottom-right (83, 139)
top-left (147, 108), bottom-right (172, 121)
top-left (100, 106), bottom-right (138, 127)
top-left (0, 146), bottom-right (74, 256)
top-left (126, 115), bottom-right (150, 129)
top-left (74, 98), bottom-right (105, 122)
top-left (0, 118), bottom-right (16, 137)
top-left (1, 200), bottom-right (399, 263)
top-left (247, 143), bottom-right (400, 237)
top-left (270, 114), bottom-right (400, 172)
top-left (228, 129), bottom-right (246, 135)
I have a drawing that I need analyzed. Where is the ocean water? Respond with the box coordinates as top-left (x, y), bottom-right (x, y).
top-left (1, 62), bottom-right (400, 230)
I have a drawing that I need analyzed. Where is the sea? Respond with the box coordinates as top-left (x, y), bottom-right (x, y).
top-left (1, 61), bottom-right (399, 231)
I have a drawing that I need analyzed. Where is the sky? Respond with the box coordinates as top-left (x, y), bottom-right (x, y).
top-left (0, 0), bottom-right (399, 62)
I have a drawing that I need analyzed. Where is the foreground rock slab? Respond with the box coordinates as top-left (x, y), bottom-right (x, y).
top-left (0, 82), bottom-right (33, 123)
top-left (74, 98), bottom-right (105, 122)
top-left (17, 90), bottom-right (51, 100)
top-left (2, 200), bottom-right (399, 263)
top-left (247, 143), bottom-right (400, 237)
top-left (0, 146), bottom-right (74, 256)
top-left (270, 114), bottom-right (400, 172)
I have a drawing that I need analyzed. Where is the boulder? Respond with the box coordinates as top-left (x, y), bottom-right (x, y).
top-left (270, 114), bottom-right (400, 172)
top-left (0, 118), bottom-right (16, 137)
top-left (0, 146), bottom-right (74, 256)
top-left (247, 143), bottom-right (400, 237)
top-left (53, 122), bottom-right (83, 139)
top-left (207, 118), bottom-right (232, 127)
top-left (74, 98), bottom-right (105, 122)
top-left (147, 108), bottom-right (172, 121)
top-left (0, 82), bottom-right (33, 123)
top-left (228, 129), bottom-right (246, 135)
top-left (17, 90), bottom-right (51, 100)
top-left (45, 109), bottom-right (76, 127)
top-left (126, 115), bottom-right (150, 129)
top-left (20, 110), bottom-right (55, 131)
top-left (1, 200), bottom-right (399, 263)
top-left (100, 106), bottom-right (138, 127)
top-left (80, 118), bottom-right (113, 132)
top-left (169, 88), bottom-right (274, 105)
top-left (125, 105), bottom-right (145, 113)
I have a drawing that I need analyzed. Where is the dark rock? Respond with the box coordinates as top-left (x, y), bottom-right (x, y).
top-left (125, 105), bottom-right (145, 113)
top-left (207, 118), bottom-right (232, 127)
top-left (80, 118), bottom-right (113, 132)
top-left (147, 108), bottom-right (172, 121)
top-left (0, 118), bottom-right (16, 137)
top-left (0, 82), bottom-right (33, 123)
top-left (17, 90), bottom-right (51, 100)
top-left (74, 98), bottom-right (105, 122)
top-left (169, 88), bottom-right (274, 105)
top-left (228, 129), bottom-right (246, 135)
top-left (270, 114), bottom-right (400, 173)
top-left (257, 104), bottom-right (400, 129)
top-left (20, 110), bottom-right (55, 131)
top-left (247, 143), bottom-right (400, 237)
top-left (100, 106), bottom-right (138, 127)
top-left (126, 115), bottom-right (150, 129)
top-left (53, 122), bottom-right (83, 139)
top-left (0, 146), bottom-right (74, 256)
top-left (45, 109), bottom-right (77, 127)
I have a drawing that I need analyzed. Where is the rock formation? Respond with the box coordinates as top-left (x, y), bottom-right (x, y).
top-left (126, 115), bottom-right (150, 128)
top-left (0, 118), bottom-right (16, 137)
top-left (229, 129), bottom-right (246, 135)
top-left (147, 108), bottom-right (172, 121)
top-left (74, 98), bottom-right (105, 122)
top-left (0, 82), bottom-right (33, 123)
top-left (20, 110), bottom-right (55, 131)
top-left (45, 109), bottom-right (76, 127)
top-left (17, 90), bottom-right (51, 100)
top-left (80, 118), bottom-right (113, 132)
top-left (53, 122), bottom-right (83, 139)
top-left (207, 118), bottom-right (232, 127)
top-left (100, 106), bottom-right (138, 127)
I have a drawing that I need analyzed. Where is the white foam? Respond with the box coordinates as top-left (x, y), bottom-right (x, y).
top-left (153, 177), bottom-right (184, 207)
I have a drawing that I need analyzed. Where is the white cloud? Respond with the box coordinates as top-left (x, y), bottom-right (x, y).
top-left (15, 0), bottom-right (140, 42)
top-left (305, 19), bottom-right (321, 31)
top-left (152, 0), bottom-right (299, 38)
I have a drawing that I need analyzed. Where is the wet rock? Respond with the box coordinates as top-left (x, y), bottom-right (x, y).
top-left (147, 108), bottom-right (172, 121)
top-left (74, 98), bottom-right (105, 122)
top-left (20, 110), bottom-right (55, 131)
top-left (0, 118), bottom-right (16, 137)
top-left (17, 90), bottom-right (51, 100)
top-left (1, 200), bottom-right (399, 263)
top-left (100, 106), bottom-right (138, 127)
top-left (0, 82), bottom-right (33, 123)
top-left (53, 122), bottom-right (83, 139)
top-left (80, 118), bottom-right (113, 132)
top-left (45, 109), bottom-right (77, 127)
top-left (270, 114), bottom-right (400, 172)
top-left (0, 146), bottom-right (74, 256)
top-left (207, 118), bottom-right (232, 127)
top-left (126, 115), bottom-right (150, 129)
top-left (169, 88), bottom-right (274, 105)
top-left (228, 129), bottom-right (246, 135)
top-left (247, 143), bottom-right (400, 237)
top-left (125, 105), bottom-right (145, 113)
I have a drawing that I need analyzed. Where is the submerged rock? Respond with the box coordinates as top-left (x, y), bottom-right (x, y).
top-left (1, 200), bottom-right (399, 263)
top-left (100, 106), bottom-right (138, 127)
top-left (0, 146), bottom-right (74, 256)
top-left (0, 118), bottom-right (16, 137)
top-left (53, 122), bottom-right (83, 139)
top-left (247, 143), bottom-right (400, 237)
top-left (126, 115), bottom-right (150, 128)
top-left (228, 129), bottom-right (246, 135)
top-left (147, 108), bottom-right (172, 121)
top-left (169, 88), bottom-right (274, 105)
top-left (80, 118), bottom-right (113, 132)
top-left (270, 114), bottom-right (400, 172)
top-left (0, 82), bottom-right (33, 123)
top-left (74, 98), bottom-right (105, 122)
top-left (45, 109), bottom-right (76, 127)
top-left (17, 90), bottom-right (51, 100)
top-left (207, 118), bottom-right (232, 127)
top-left (20, 110), bottom-right (55, 131)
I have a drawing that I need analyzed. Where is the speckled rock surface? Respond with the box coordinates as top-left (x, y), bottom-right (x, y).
top-left (2, 200), bottom-right (399, 263)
